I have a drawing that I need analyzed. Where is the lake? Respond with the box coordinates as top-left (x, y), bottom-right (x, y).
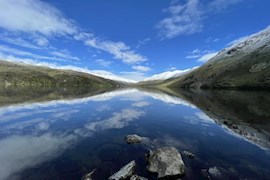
top-left (0, 87), bottom-right (269, 179)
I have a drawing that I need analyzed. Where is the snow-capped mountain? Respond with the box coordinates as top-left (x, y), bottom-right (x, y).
top-left (208, 26), bottom-right (270, 63)
top-left (167, 26), bottom-right (270, 89)
top-left (142, 67), bottom-right (198, 82)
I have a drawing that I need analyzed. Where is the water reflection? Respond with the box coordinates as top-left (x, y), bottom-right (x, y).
top-left (168, 88), bottom-right (270, 149)
top-left (0, 87), bottom-right (269, 179)
top-left (0, 133), bottom-right (77, 180)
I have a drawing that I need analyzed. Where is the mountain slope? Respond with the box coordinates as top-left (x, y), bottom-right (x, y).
top-left (0, 60), bottom-right (119, 88)
top-left (167, 27), bottom-right (270, 89)
top-left (137, 67), bottom-right (197, 87)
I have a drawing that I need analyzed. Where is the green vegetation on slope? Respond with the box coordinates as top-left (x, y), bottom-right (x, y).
top-left (136, 28), bottom-right (270, 90)
top-left (0, 60), bottom-right (119, 88)
top-left (165, 44), bottom-right (270, 90)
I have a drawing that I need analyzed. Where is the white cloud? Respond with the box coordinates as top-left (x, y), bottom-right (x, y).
top-left (0, 0), bottom-right (147, 67)
top-left (136, 38), bottom-right (151, 48)
top-left (208, 0), bottom-right (242, 11)
top-left (198, 52), bottom-right (218, 62)
top-left (0, 33), bottom-right (41, 49)
top-left (157, 0), bottom-right (242, 39)
top-left (205, 37), bottom-right (220, 43)
top-left (49, 50), bottom-right (79, 61)
top-left (0, 33), bottom-right (80, 62)
top-left (0, 45), bottom-right (66, 62)
top-left (73, 32), bottom-right (94, 41)
top-left (186, 49), bottom-right (218, 62)
top-left (132, 65), bottom-right (151, 72)
top-left (191, 49), bottom-right (200, 53)
top-left (84, 38), bottom-right (147, 64)
top-left (95, 59), bottom-right (112, 67)
top-left (167, 66), bottom-right (177, 71)
top-left (157, 0), bottom-right (203, 39)
top-left (185, 54), bottom-right (201, 59)
top-left (33, 36), bottom-right (49, 47)
top-left (0, 0), bottom-right (77, 36)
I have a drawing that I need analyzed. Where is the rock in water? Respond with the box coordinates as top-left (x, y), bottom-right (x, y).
top-left (109, 160), bottom-right (136, 180)
top-left (125, 134), bottom-right (143, 144)
top-left (130, 175), bottom-right (148, 180)
top-left (201, 169), bottom-right (211, 180)
top-left (81, 169), bottom-right (95, 180)
top-left (183, 151), bottom-right (195, 159)
top-left (147, 147), bottom-right (186, 179)
top-left (208, 166), bottom-right (221, 178)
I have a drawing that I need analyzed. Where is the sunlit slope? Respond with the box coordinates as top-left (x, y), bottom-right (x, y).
top-left (0, 60), bottom-right (119, 88)
top-left (167, 27), bottom-right (270, 89)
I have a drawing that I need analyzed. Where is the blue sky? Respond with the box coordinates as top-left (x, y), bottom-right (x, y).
top-left (0, 0), bottom-right (269, 82)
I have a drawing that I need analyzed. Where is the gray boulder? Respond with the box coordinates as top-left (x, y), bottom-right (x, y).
top-left (208, 166), bottom-right (222, 178)
top-left (125, 134), bottom-right (144, 144)
top-left (147, 147), bottom-right (186, 179)
top-left (109, 160), bottom-right (136, 180)
top-left (201, 169), bottom-right (211, 180)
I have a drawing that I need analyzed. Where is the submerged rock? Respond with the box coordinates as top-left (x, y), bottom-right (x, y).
top-left (130, 175), bottom-right (148, 180)
top-left (183, 151), bottom-right (195, 159)
top-left (208, 166), bottom-right (222, 178)
top-left (146, 147), bottom-right (185, 179)
top-left (125, 134), bottom-right (144, 144)
top-left (109, 160), bottom-right (136, 180)
top-left (201, 169), bottom-right (211, 180)
top-left (81, 169), bottom-right (95, 180)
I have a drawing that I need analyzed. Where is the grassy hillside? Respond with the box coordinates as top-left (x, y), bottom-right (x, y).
top-left (0, 60), bottom-right (119, 88)
top-left (166, 35), bottom-right (270, 90)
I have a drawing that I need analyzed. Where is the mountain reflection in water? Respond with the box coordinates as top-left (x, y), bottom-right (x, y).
top-left (0, 87), bottom-right (269, 179)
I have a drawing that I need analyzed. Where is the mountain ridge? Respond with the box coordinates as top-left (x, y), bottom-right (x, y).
top-left (141, 26), bottom-right (270, 90)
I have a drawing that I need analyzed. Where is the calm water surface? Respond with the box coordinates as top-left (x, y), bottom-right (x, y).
top-left (0, 88), bottom-right (269, 179)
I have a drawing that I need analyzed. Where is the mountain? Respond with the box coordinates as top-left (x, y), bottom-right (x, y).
top-left (0, 60), bottom-right (119, 88)
top-left (137, 67), bottom-right (197, 86)
top-left (143, 68), bottom-right (197, 81)
top-left (165, 26), bottom-right (270, 89)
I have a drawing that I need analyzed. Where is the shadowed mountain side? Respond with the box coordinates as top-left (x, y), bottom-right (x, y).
top-left (0, 60), bottom-right (120, 88)
top-left (160, 88), bottom-right (270, 149)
